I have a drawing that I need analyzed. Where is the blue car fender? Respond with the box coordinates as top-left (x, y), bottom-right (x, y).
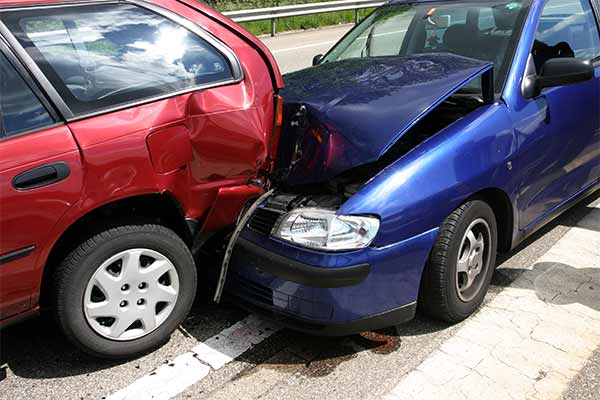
top-left (339, 101), bottom-right (519, 249)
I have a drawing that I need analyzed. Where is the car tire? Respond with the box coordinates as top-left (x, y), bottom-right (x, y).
top-left (420, 200), bottom-right (498, 323)
top-left (52, 223), bottom-right (197, 358)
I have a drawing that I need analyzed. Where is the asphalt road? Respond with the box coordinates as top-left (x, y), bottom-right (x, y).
top-left (261, 24), bottom-right (352, 73)
top-left (1, 27), bottom-right (599, 400)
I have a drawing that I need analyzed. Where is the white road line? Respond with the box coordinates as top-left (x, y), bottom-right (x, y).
top-left (356, 29), bottom-right (409, 40)
top-left (384, 203), bottom-right (600, 400)
top-left (191, 314), bottom-right (280, 369)
top-left (271, 40), bottom-right (338, 54)
top-left (106, 315), bottom-right (281, 400)
top-left (106, 353), bottom-right (211, 400)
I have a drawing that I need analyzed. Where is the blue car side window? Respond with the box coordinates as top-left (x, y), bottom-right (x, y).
top-left (533, 0), bottom-right (600, 70)
top-left (0, 53), bottom-right (54, 137)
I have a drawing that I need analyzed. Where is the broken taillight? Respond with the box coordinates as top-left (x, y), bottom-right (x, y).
top-left (267, 94), bottom-right (284, 172)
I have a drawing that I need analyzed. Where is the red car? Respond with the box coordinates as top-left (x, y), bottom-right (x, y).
top-left (0, 0), bottom-right (283, 357)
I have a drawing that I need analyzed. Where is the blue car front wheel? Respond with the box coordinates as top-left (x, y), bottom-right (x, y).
top-left (420, 200), bottom-right (498, 323)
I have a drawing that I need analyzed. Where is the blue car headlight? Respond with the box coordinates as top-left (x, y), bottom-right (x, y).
top-left (272, 208), bottom-right (380, 251)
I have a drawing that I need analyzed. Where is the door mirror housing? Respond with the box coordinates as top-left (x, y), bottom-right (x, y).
top-left (523, 58), bottom-right (595, 98)
top-left (312, 54), bottom-right (323, 66)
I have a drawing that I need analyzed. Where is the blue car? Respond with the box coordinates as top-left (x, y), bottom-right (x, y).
top-left (224, 0), bottom-right (600, 334)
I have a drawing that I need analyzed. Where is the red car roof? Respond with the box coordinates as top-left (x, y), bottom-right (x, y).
top-left (0, 0), bottom-right (72, 5)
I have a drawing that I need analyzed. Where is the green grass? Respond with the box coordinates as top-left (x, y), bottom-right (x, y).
top-left (204, 1), bottom-right (374, 36)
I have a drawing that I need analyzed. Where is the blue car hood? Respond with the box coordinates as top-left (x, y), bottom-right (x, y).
top-left (277, 53), bottom-right (492, 184)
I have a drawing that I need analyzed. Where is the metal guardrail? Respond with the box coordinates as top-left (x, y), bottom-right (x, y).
top-left (223, 0), bottom-right (386, 36)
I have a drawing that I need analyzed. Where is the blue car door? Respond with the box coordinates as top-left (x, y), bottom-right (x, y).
top-left (516, 0), bottom-right (600, 230)
top-left (594, 0), bottom-right (600, 181)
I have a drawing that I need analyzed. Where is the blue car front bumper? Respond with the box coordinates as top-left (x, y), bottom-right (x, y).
top-left (226, 226), bottom-right (439, 335)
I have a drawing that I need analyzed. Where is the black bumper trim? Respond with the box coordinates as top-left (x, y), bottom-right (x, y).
top-left (234, 237), bottom-right (370, 288)
top-left (230, 293), bottom-right (417, 336)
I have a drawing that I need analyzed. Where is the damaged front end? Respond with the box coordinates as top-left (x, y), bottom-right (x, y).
top-left (272, 53), bottom-right (494, 201)
top-left (214, 54), bottom-right (497, 327)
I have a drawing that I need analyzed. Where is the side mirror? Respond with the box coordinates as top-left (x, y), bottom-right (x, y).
top-left (523, 58), bottom-right (594, 98)
top-left (312, 54), bottom-right (323, 66)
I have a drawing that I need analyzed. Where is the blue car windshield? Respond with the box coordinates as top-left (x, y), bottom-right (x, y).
top-left (322, 1), bottom-right (532, 92)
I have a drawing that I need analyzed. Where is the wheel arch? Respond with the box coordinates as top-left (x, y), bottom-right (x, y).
top-left (465, 187), bottom-right (515, 253)
top-left (39, 192), bottom-right (192, 308)
top-left (418, 186), bottom-right (515, 300)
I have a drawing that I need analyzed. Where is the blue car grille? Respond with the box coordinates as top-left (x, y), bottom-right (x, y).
top-left (228, 274), bottom-right (334, 321)
top-left (247, 208), bottom-right (281, 235)
top-left (230, 274), bottom-right (274, 304)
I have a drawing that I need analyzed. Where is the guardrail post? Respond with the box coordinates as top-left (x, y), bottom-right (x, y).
top-left (223, 1), bottom-right (387, 33)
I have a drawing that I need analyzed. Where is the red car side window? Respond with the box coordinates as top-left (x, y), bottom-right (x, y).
top-left (1, 2), bottom-right (237, 117)
top-left (0, 52), bottom-right (53, 137)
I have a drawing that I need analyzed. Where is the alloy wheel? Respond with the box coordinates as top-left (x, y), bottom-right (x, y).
top-left (455, 218), bottom-right (492, 302)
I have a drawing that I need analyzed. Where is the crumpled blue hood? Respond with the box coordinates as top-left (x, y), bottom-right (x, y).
top-left (277, 53), bottom-right (492, 184)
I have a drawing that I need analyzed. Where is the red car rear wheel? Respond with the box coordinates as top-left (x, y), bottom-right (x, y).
top-left (52, 223), bottom-right (197, 359)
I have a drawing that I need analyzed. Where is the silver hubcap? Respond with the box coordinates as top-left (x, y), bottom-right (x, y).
top-left (84, 249), bottom-right (179, 341)
top-left (456, 219), bottom-right (491, 302)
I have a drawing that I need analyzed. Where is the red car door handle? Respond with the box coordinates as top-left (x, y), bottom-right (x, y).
top-left (12, 162), bottom-right (70, 190)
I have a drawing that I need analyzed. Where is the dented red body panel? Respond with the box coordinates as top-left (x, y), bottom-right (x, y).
top-left (0, 0), bottom-right (282, 321)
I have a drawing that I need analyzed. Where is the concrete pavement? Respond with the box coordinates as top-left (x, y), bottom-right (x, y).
top-left (386, 202), bottom-right (600, 400)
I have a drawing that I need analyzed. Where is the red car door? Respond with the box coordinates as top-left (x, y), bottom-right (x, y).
top-left (0, 46), bottom-right (83, 320)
